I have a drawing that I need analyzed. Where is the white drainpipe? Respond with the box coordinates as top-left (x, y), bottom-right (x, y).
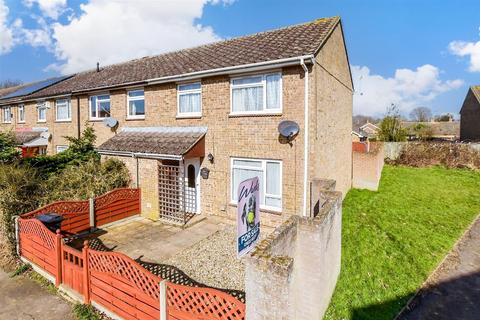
top-left (300, 58), bottom-right (309, 217)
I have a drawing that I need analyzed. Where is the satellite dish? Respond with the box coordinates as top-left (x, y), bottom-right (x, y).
top-left (103, 117), bottom-right (118, 128)
top-left (278, 120), bottom-right (300, 140)
top-left (40, 132), bottom-right (51, 140)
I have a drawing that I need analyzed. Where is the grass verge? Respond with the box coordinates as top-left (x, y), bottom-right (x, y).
top-left (73, 304), bottom-right (102, 320)
top-left (324, 165), bottom-right (480, 320)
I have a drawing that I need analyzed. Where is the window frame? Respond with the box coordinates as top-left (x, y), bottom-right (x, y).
top-left (126, 88), bottom-right (145, 120)
top-left (230, 72), bottom-right (282, 116)
top-left (177, 82), bottom-right (202, 118)
top-left (2, 106), bottom-right (12, 123)
top-left (55, 98), bottom-right (71, 122)
top-left (17, 104), bottom-right (25, 123)
top-left (56, 145), bottom-right (68, 153)
top-left (37, 101), bottom-right (47, 123)
top-left (230, 157), bottom-right (283, 212)
top-left (89, 93), bottom-right (111, 120)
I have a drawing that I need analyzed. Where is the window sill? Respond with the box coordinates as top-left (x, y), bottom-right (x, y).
top-left (176, 114), bottom-right (202, 119)
top-left (37, 120), bottom-right (47, 123)
top-left (2, 122), bottom-right (12, 124)
top-left (229, 111), bottom-right (282, 118)
top-left (229, 202), bottom-right (282, 215)
top-left (17, 121), bottom-right (26, 124)
top-left (89, 118), bottom-right (106, 122)
top-left (55, 120), bottom-right (72, 123)
top-left (126, 116), bottom-right (145, 121)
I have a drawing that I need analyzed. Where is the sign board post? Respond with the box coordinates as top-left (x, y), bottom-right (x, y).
top-left (237, 176), bottom-right (260, 257)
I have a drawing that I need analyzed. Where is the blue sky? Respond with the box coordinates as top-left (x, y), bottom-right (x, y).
top-left (0, 0), bottom-right (479, 117)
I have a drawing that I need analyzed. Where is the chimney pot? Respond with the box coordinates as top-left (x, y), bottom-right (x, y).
top-left (96, 62), bottom-right (100, 72)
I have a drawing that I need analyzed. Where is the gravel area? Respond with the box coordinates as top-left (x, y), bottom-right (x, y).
top-left (165, 226), bottom-right (248, 291)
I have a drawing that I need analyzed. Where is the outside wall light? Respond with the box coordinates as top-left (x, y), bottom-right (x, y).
top-left (207, 153), bottom-right (214, 163)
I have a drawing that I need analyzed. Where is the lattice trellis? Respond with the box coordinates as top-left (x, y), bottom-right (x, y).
top-left (88, 249), bottom-right (161, 299)
top-left (21, 200), bottom-right (89, 219)
top-left (166, 282), bottom-right (246, 320)
top-left (95, 188), bottom-right (140, 210)
top-left (18, 218), bottom-right (56, 250)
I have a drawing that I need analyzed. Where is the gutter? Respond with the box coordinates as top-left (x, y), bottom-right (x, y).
top-left (147, 55), bottom-right (315, 85)
top-left (97, 149), bottom-right (182, 161)
top-left (300, 58), bottom-right (309, 217)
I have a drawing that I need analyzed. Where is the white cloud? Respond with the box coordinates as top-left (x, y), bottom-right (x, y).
top-left (12, 17), bottom-right (52, 48)
top-left (352, 64), bottom-right (463, 116)
top-left (49, 0), bottom-right (231, 74)
top-left (23, 0), bottom-right (67, 20)
top-left (449, 38), bottom-right (480, 72)
top-left (0, 0), bottom-right (14, 54)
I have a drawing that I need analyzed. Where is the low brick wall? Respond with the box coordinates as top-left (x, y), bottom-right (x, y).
top-left (245, 189), bottom-right (342, 320)
top-left (352, 142), bottom-right (384, 191)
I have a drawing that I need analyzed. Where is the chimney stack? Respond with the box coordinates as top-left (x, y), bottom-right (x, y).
top-left (96, 62), bottom-right (100, 72)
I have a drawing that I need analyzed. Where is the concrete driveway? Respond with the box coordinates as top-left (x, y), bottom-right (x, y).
top-left (0, 269), bottom-right (74, 320)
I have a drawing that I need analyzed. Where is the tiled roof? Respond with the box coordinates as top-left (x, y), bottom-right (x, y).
top-left (98, 127), bottom-right (207, 156)
top-left (471, 86), bottom-right (480, 102)
top-left (14, 131), bottom-right (42, 145)
top-left (402, 121), bottom-right (460, 137)
top-left (27, 17), bottom-right (339, 99)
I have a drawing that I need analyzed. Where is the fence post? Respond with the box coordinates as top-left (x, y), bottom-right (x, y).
top-left (83, 240), bottom-right (90, 304)
top-left (89, 197), bottom-right (95, 229)
top-left (160, 280), bottom-right (167, 320)
top-left (14, 216), bottom-right (20, 257)
top-left (55, 230), bottom-right (62, 287)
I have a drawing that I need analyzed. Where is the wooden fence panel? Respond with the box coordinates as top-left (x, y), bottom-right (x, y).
top-left (95, 188), bottom-right (141, 227)
top-left (61, 244), bottom-right (85, 294)
top-left (18, 218), bottom-right (58, 277)
top-left (88, 249), bottom-right (161, 320)
top-left (166, 282), bottom-right (246, 320)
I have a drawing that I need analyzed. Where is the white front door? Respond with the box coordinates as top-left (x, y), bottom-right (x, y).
top-left (184, 158), bottom-right (200, 214)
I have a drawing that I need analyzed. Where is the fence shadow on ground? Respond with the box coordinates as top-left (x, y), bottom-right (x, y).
top-left (64, 231), bottom-right (246, 303)
top-left (351, 272), bottom-right (480, 320)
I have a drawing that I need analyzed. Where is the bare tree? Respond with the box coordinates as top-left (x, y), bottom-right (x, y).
top-left (409, 107), bottom-right (432, 122)
top-left (0, 79), bottom-right (23, 89)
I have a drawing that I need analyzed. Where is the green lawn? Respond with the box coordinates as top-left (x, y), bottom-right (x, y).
top-left (324, 165), bottom-right (480, 320)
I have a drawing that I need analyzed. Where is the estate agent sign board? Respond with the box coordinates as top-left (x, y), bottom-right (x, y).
top-left (237, 176), bottom-right (260, 257)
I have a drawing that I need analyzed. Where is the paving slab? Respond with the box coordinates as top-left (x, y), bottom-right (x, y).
top-left (397, 215), bottom-right (480, 320)
top-left (0, 270), bottom-right (74, 320)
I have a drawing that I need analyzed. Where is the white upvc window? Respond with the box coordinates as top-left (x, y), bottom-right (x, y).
top-left (18, 105), bottom-right (25, 123)
top-left (177, 82), bottom-right (202, 117)
top-left (37, 101), bottom-right (47, 122)
top-left (127, 89), bottom-right (145, 119)
top-left (89, 94), bottom-right (110, 119)
top-left (231, 158), bottom-right (282, 211)
top-left (56, 145), bottom-right (68, 153)
top-left (2, 106), bottom-right (12, 123)
top-left (55, 98), bottom-right (71, 121)
top-left (230, 72), bottom-right (282, 115)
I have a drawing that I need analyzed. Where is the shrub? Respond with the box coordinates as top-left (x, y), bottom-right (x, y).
top-left (392, 142), bottom-right (480, 169)
top-left (73, 304), bottom-right (102, 320)
top-left (0, 164), bottom-right (44, 268)
top-left (23, 125), bottom-right (99, 177)
top-left (378, 105), bottom-right (407, 142)
top-left (44, 158), bottom-right (131, 203)
top-left (0, 131), bottom-right (20, 163)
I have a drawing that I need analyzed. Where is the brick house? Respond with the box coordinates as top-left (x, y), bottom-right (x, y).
top-left (460, 86), bottom-right (480, 141)
top-left (0, 16), bottom-right (353, 224)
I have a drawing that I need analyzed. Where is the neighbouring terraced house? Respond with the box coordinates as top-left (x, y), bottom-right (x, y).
top-left (0, 16), bottom-right (353, 225)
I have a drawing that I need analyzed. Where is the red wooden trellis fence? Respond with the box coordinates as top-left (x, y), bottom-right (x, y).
top-left (17, 188), bottom-right (246, 320)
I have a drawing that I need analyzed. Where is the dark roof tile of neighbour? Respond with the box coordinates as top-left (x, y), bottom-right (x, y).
top-left (97, 127), bottom-right (207, 156)
top-left (27, 17), bottom-right (339, 99)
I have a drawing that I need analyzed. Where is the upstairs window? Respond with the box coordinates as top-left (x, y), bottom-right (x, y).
top-left (56, 98), bottom-right (71, 121)
top-left (90, 94), bottom-right (110, 119)
top-left (127, 89), bottom-right (145, 119)
top-left (56, 145), bottom-right (68, 153)
top-left (2, 106), bottom-right (12, 123)
top-left (231, 73), bottom-right (281, 114)
top-left (231, 158), bottom-right (282, 211)
top-left (177, 82), bottom-right (201, 117)
top-left (18, 105), bottom-right (25, 123)
top-left (37, 102), bottom-right (47, 122)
